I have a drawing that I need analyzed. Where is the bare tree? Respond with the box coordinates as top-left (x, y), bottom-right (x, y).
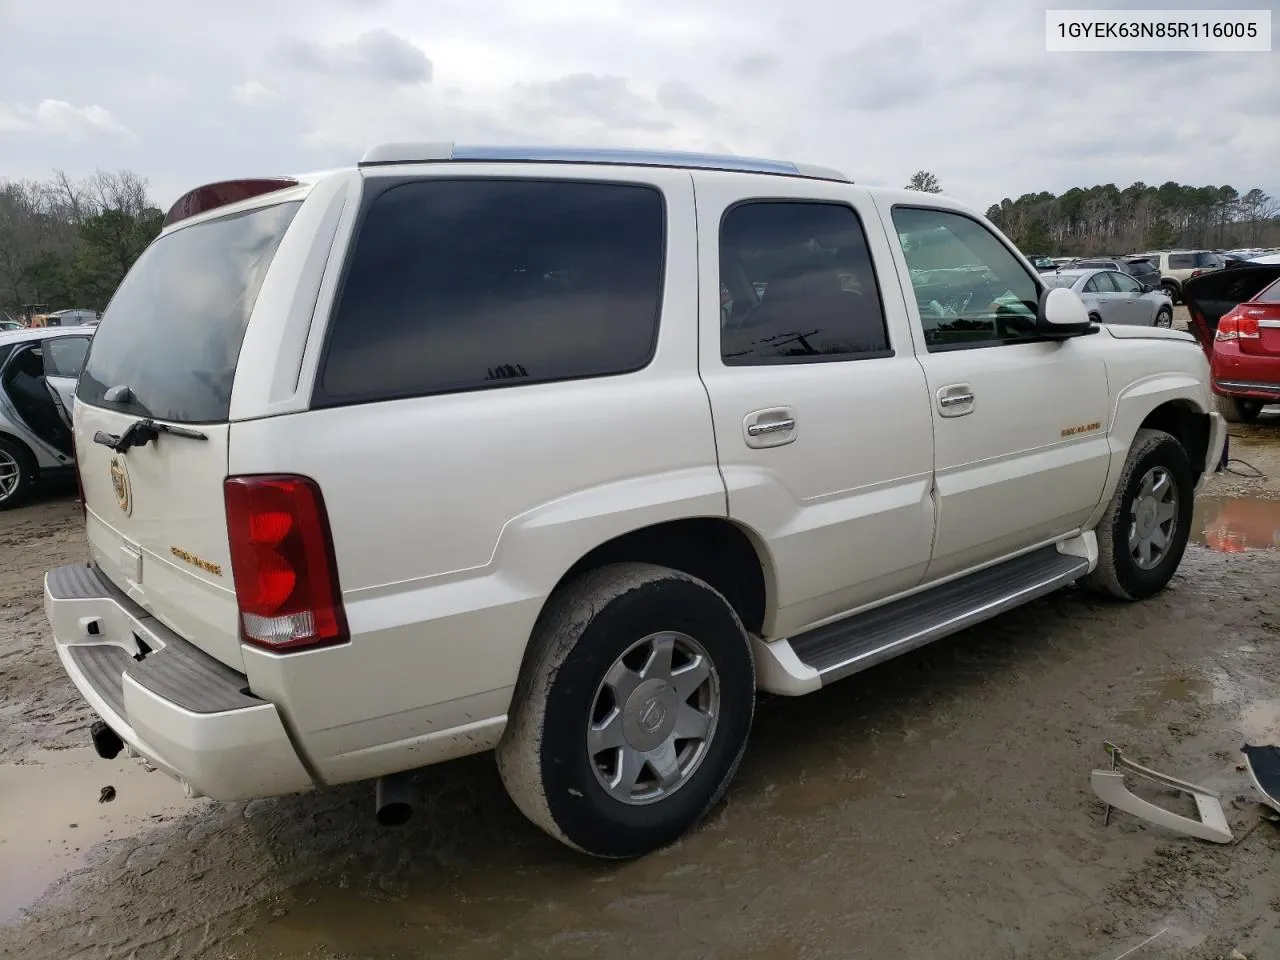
top-left (50, 169), bottom-right (89, 223)
top-left (86, 169), bottom-right (152, 219)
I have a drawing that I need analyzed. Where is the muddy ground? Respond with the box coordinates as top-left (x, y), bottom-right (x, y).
top-left (2, 390), bottom-right (1280, 959)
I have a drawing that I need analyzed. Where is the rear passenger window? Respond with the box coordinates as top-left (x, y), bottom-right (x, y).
top-left (44, 337), bottom-right (90, 378)
top-left (1168, 253), bottom-right (1194, 270)
top-left (719, 201), bottom-right (890, 364)
top-left (316, 179), bottom-right (665, 404)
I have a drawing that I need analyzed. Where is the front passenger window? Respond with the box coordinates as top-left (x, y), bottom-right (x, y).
top-left (892, 206), bottom-right (1040, 351)
top-left (1112, 272), bottom-right (1143, 294)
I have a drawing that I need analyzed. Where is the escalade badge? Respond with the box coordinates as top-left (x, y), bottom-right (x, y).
top-left (108, 455), bottom-right (132, 516)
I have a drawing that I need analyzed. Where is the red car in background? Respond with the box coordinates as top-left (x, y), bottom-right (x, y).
top-left (1183, 265), bottom-right (1280, 423)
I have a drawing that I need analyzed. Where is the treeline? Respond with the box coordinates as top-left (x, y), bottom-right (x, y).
top-left (0, 169), bottom-right (164, 319)
top-left (985, 182), bottom-right (1280, 256)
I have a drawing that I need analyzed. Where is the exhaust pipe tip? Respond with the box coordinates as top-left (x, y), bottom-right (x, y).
top-left (375, 773), bottom-right (414, 827)
top-left (90, 720), bottom-right (124, 760)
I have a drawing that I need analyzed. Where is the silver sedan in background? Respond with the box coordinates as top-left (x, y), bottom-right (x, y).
top-left (1042, 268), bottom-right (1174, 327)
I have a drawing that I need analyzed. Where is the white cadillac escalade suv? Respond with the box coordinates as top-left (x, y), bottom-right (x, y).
top-left (45, 144), bottom-right (1226, 859)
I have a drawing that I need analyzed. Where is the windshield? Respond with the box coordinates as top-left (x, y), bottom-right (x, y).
top-left (78, 201), bottom-right (300, 423)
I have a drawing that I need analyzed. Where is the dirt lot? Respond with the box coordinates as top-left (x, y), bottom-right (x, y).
top-left (2, 395), bottom-right (1279, 959)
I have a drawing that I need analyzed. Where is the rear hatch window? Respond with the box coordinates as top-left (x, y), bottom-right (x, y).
top-left (79, 201), bottom-right (301, 423)
top-left (74, 200), bottom-right (302, 671)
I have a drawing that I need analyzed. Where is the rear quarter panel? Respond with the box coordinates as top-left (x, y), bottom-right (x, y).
top-left (228, 165), bottom-right (728, 784)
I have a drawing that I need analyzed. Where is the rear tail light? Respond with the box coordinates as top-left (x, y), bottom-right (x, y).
top-left (224, 475), bottom-right (348, 651)
top-left (1190, 270), bottom-right (1203, 278)
top-left (1216, 310), bottom-right (1260, 342)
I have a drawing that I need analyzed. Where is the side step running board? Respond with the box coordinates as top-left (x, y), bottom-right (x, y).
top-left (790, 545), bottom-right (1090, 685)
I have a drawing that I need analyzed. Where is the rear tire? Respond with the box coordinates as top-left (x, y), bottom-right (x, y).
top-left (1083, 428), bottom-right (1194, 601)
top-left (496, 562), bottom-right (755, 859)
top-left (0, 437), bottom-right (36, 511)
top-left (1155, 307), bottom-right (1173, 328)
top-left (1218, 394), bottom-right (1261, 423)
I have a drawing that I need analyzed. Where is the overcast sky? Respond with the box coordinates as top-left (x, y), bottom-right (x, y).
top-left (1, 0), bottom-right (1276, 212)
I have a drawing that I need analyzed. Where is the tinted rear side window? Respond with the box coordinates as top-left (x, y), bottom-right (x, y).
top-left (78, 201), bottom-right (301, 423)
top-left (45, 336), bottom-right (91, 378)
top-left (1168, 253), bottom-right (1195, 269)
top-left (719, 201), bottom-right (891, 364)
top-left (315, 179), bottom-right (666, 405)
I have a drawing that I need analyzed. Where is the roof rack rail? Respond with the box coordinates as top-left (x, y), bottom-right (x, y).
top-left (357, 142), bottom-right (851, 183)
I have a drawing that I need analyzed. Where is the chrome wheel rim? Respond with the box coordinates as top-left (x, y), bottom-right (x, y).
top-left (1157, 309), bottom-right (1172, 327)
top-left (0, 450), bottom-right (20, 502)
top-left (587, 631), bottom-right (720, 806)
top-left (1128, 466), bottom-right (1178, 570)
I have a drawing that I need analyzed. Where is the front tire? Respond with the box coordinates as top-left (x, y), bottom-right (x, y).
top-left (1083, 428), bottom-right (1194, 601)
top-left (1218, 394), bottom-right (1261, 423)
top-left (497, 563), bottom-right (755, 859)
top-left (1155, 307), bottom-right (1173, 328)
top-left (1161, 281), bottom-right (1180, 304)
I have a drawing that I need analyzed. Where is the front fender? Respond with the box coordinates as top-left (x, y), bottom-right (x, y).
top-left (1086, 371), bottom-right (1214, 530)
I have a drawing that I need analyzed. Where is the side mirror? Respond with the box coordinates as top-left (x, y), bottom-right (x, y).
top-left (1036, 287), bottom-right (1094, 338)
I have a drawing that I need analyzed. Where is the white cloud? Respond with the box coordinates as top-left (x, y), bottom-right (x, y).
top-left (231, 81), bottom-right (280, 107)
top-left (276, 28), bottom-right (432, 84)
top-left (0, 99), bottom-right (134, 140)
top-left (0, 103), bottom-right (29, 133)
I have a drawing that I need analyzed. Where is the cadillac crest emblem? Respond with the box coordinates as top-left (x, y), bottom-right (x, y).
top-left (108, 455), bottom-right (131, 515)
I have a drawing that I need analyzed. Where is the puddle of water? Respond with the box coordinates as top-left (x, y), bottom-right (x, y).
top-left (1192, 496), bottom-right (1280, 553)
top-left (0, 747), bottom-right (188, 923)
top-left (1117, 673), bottom-right (1211, 728)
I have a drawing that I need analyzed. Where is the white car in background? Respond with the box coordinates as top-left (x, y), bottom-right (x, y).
top-left (1043, 268), bottom-right (1174, 327)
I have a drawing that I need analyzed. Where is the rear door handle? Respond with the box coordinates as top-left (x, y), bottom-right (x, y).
top-left (743, 407), bottom-right (798, 448)
top-left (937, 384), bottom-right (975, 418)
top-left (747, 418), bottom-right (795, 436)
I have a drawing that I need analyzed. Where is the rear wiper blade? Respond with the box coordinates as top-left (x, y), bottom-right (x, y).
top-left (93, 418), bottom-right (208, 454)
